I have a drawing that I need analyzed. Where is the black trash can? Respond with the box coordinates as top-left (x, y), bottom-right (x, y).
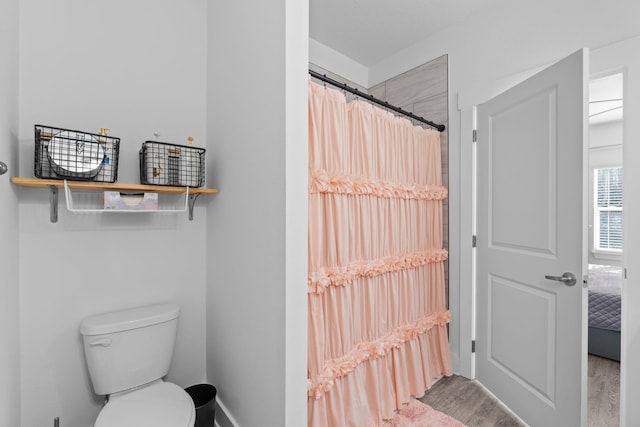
top-left (185, 384), bottom-right (216, 427)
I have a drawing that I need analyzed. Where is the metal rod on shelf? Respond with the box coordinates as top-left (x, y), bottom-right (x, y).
top-left (50, 186), bottom-right (58, 223)
top-left (188, 193), bottom-right (200, 221)
top-left (309, 69), bottom-right (446, 132)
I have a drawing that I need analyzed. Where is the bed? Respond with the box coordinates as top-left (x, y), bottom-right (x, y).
top-left (588, 264), bottom-right (622, 361)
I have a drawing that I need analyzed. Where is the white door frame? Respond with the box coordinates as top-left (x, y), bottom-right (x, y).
top-left (456, 107), bottom-right (477, 379)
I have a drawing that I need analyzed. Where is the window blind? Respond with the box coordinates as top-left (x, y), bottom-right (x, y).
top-left (595, 167), bottom-right (623, 250)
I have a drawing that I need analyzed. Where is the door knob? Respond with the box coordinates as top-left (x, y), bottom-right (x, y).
top-left (0, 161), bottom-right (7, 175)
top-left (544, 272), bottom-right (577, 286)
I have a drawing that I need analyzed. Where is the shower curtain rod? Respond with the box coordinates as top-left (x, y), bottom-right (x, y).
top-left (309, 69), bottom-right (446, 132)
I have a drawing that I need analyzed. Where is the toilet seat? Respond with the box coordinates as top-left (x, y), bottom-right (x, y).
top-left (95, 381), bottom-right (195, 427)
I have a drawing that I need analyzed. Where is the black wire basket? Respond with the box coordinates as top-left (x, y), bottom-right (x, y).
top-left (34, 124), bottom-right (120, 183)
top-left (139, 141), bottom-right (205, 187)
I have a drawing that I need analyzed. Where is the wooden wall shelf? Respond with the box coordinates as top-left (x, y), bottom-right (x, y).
top-left (12, 177), bottom-right (219, 222)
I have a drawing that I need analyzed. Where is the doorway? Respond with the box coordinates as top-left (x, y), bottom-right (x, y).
top-left (458, 35), bottom-right (640, 427)
top-left (587, 72), bottom-right (623, 426)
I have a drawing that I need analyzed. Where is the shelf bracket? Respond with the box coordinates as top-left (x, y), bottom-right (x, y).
top-left (49, 186), bottom-right (58, 223)
top-left (188, 193), bottom-right (200, 221)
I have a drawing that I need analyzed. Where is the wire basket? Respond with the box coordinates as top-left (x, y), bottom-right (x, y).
top-left (34, 124), bottom-right (120, 182)
top-left (139, 141), bottom-right (205, 187)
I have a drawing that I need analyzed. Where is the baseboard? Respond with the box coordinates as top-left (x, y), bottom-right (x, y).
top-left (450, 351), bottom-right (460, 375)
top-left (215, 395), bottom-right (241, 427)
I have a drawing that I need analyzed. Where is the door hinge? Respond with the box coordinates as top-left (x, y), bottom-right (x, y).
top-left (472, 129), bottom-right (477, 143)
top-left (472, 340), bottom-right (476, 353)
top-left (472, 235), bottom-right (477, 248)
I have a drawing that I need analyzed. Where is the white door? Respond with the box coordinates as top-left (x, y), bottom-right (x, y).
top-left (476, 49), bottom-right (588, 427)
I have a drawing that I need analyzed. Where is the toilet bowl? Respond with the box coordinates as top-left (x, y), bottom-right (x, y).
top-left (80, 303), bottom-right (195, 427)
top-left (95, 381), bottom-right (195, 427)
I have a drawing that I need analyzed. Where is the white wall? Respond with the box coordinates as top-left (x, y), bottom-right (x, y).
top-left (369, 1), bottom-right (640, 95)
top-left (17, 1), bottom-right (208, 426)
top-left (206, 1), bottom-right (308, 426)
top-left (284, 0), bottom-right (310, 425)
top-left (0, 0), bottom-right (21, 425)
top-left (590, 121), bottom-right (623, 150)
top-left (309, 39), bottom-right (368, 87)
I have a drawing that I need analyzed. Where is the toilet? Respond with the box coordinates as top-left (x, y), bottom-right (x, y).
top-left (80, 303), bottom-right (195, 427)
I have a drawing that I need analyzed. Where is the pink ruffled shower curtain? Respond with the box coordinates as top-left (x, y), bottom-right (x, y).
top-left (308, 80), bottom-right (452, 427)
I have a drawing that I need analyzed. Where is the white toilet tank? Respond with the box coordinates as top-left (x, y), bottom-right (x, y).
top-left (80, 303), bottom-right (180, 396)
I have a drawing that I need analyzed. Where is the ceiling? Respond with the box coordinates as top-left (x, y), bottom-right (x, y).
top-left (310, 0), bottom-right (624, 125)
top-left (309, 0), bottom-right (509, 67)
top-left (590, 73), bottom-right (623, 125)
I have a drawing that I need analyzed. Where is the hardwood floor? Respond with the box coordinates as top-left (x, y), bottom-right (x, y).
top-left (419, 354), bottom-right (620, 427)
top-left (419, 375), bottom-right (525, 427)
top-left (588, 354), bottom-right (620, 427)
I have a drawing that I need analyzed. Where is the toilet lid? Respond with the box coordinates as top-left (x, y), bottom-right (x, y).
top-left (95, 382), bottom-right (195, 427)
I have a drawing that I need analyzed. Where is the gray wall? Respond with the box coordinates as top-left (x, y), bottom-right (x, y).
top-left (206, 2), bottom-right (308, 426)
top-left (0, 0), bottom-right (20, 425)
top-left (309, 63), bottom-right (369, 94)
top-left (17, 1), bottom-right (209, 425)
